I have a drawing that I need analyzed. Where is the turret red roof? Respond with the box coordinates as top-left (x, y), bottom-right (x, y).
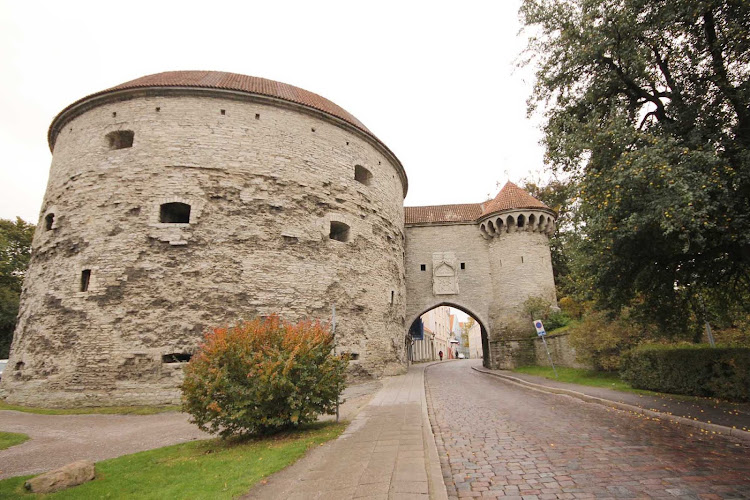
top-left (480, 181), bottom-right (548, 217)
top-left (405, 182), bottom-right (551, 224)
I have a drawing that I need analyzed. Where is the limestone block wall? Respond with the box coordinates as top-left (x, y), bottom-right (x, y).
top-left (4, 92), bottom-right (406, 407)
top-left (404, 223), bottom-right (492, 333)
top-left (486, 229), bottom-right (558, 369)
top-left (534, 334), bottom-right (592, 369)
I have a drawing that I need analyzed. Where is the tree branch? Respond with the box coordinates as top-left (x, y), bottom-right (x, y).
top-left (599, 55), bottom-right (672, 123)
top-left (703, 9), bottom-right (750, 144)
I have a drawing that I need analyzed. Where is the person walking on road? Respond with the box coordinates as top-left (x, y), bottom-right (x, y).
top-left (438, 350), bottom-right (443, 361)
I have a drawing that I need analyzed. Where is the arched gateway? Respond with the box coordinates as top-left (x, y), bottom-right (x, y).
top-left (405, 182), bottom-right (558, 370)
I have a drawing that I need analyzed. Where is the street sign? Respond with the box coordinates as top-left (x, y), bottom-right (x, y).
top-left (533, 318), bottom-right (558, 378)
top-left (533, 319), bottom-right (546, 337)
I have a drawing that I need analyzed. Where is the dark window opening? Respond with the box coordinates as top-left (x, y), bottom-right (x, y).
top-left (45, 213), bottom-right (55, 231)
top-left (160, 202), bottom-right (191, 223)
top-left (80, 269), bottom-right (91, 292)
top-left (106, 130), bottom-right (134, 150)
top-left (255, 113), bottom-right (260, 119)
top-left (162, 353), bottom-right (192, 363)
top-left (354, 165), bottom-right (373, 186)
top-left (344, 352), bottom-right (360, 361)
top-left (329, 221), bottom-right (350, 242)
top-left (311, 127), bottom-right (316, 132)
top-left (521, 256), bottom-right (524, 263)
top-left (112, 112), bottom-right (117, 118)
top-left (390, 290), bottom-right (395, 304)
top-left (220, 109), bottom-right (226, 115)
top-left (420, 264), bottom-right (426, 271)
top-left (518, 215), bottom-right (526, 228)
top-left (460, 262), bottom-right (465, 270)
top-left (156, 107), bottom-right (161, 112)
top-left (15, 361), bottom-right (24, 371)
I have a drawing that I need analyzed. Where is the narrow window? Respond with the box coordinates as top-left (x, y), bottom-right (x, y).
top-left (160, 202), bottom-right (191, 223)
top-left (390, 290), bottom-right (395, 304)
top-left (460, 262), bottom-right (465, 270)
top-left (420, 264), bottom-right (426, 271)
top-left (220, 109), bottom-right (226, 115)
top-left (15, 361), bottom-right (24, 371)
top-left (354, 165), bottom-right (373, 186)
top-left (80, 269), bottom-right (91, 292)
top-left (162, 353), bottom-right (192, 363)
top-left (106, 130), bottom-right (134, 150)
top-left (329, 221), bottom-right (350, 242)
top-left (45, 213), bottom-right (55, 231)
top-left (518, 214), bottom-right (526, 228)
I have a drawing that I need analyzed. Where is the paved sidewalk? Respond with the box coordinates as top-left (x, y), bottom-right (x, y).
top-left (243, 363), bottom-right (447, 500)
top-left (473, 366), bottom-right (750, 441)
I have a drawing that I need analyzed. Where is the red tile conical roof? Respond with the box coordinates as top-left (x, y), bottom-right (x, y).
top-left (481, 181), bottom-right (548, 217)
top-left (106, 71), bottom-right (370, 133)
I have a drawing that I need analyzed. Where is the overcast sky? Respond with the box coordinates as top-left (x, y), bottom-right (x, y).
top-left (0, 0), bottom-right (548, 223)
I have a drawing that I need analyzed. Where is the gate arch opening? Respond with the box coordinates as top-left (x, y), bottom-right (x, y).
top-left (406, 302), bottom-right (490, 368)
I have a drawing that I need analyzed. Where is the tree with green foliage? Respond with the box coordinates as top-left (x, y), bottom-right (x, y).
top-left (0, 218), bottom-right (34, 358)
top-left (521, 0), bottom-right (750, 335)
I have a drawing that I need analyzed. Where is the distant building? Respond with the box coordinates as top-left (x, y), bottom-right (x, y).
top-left (467, 319), bottom-right (482, 359)
top-left (411, 305), bottom-right (451, 361)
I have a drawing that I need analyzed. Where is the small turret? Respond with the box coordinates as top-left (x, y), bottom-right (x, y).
top-left (478, 182), bottom-right (556, 239)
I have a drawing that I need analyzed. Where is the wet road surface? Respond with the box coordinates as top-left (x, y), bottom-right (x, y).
top-left (426, 360), bottom-right (750, 499)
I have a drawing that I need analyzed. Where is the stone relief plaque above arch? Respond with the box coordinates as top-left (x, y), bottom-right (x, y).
top-left (432, 251), bottom-right (459, 295)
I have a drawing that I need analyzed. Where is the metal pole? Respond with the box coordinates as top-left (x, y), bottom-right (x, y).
top-left (333, 306), bottom-right (339, 423)
top-left (541, 336), bottom-right (558, 378)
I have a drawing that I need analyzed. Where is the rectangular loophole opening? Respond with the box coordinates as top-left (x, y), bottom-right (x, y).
top-left (162, 353), bottom-right (192, 363)
top-left (460, 262), bottom-right (465, 270)
top-left (80, 269), bottom-right (91, 292)
top-left (329, 221), bottom-right (350, 242)
top-left (160, 202), bottom-right (191, 223)
top-left (420, 264), bottom-right (426, 271)
top-left (106, 130), bottom-right (134, 150)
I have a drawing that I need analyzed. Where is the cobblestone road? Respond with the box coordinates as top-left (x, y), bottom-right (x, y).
top-left (426, 360), bottom-right (750, 499)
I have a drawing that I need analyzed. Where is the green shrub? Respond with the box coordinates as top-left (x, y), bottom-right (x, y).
top-left (568, 310), bottom-right (650, 371)
top-left (544, 311), bottom-right (571, 332)
top-left (181, 315), bottom-right (348, 438)
top-left (621, 345), bottom-right (750, 401)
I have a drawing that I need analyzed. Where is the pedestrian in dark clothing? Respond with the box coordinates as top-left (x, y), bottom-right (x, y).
top-left (439, 350), bottom-right (443, 361)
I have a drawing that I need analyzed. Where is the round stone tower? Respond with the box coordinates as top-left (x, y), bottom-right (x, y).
top-left (3, 71), bottom-right (408, 407)
top-left (479, 182), bottom-right (558, 368)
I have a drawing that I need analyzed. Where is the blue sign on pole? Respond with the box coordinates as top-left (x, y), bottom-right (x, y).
top-left (533, 319), bottom-right (546, 337)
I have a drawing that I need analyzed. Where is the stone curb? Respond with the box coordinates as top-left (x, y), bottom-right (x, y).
top-left (420, 362), bottom-right (449, 500)
top-left (472, 366), bottom-right (750, 443)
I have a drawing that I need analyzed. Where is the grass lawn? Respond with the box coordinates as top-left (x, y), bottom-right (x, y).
top-left (0, 422), bottom-right (345, 499)
top-left (513, 365), bottom-right (639, 393)
top-left (0, 400), bottom-right (179, 415)
top-left (0, 431), bottom-right (30, 450)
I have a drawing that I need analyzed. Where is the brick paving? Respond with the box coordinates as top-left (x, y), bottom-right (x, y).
top-left (244, 363), bottom-right (446, 500)
top-left (426, 360), bottom-right (750, 499)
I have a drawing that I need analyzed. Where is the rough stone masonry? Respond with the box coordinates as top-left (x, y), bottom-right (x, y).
top-left (2, 71), bottom-right (558, 407)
